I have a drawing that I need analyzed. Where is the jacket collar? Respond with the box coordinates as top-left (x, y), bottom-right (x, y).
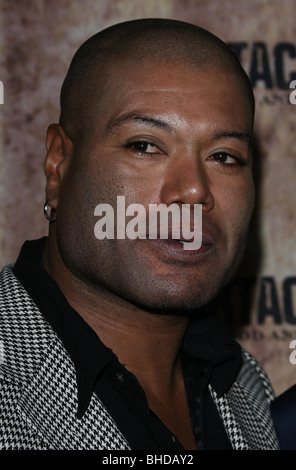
top-left (17, 334), bottom-right (129, 449)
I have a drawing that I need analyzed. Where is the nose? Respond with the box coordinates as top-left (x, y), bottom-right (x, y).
top-left (160, 156), bottom-right (214, 211)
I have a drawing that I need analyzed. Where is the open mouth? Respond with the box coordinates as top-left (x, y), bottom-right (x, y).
top-left (146, 235), bottom-right (214, 262)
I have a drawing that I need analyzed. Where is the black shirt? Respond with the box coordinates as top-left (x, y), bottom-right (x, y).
top-left (13, 237), bottom-right (242, 450)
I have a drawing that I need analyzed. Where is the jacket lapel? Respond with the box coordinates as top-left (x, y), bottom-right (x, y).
top-left (209, 350), bottom-right (280, 450)
top-left (18, 335), bottom-right (130, 449)
top-left (0, 266), bottom-right (129, 449)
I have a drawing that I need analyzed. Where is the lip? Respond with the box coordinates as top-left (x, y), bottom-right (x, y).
top-left (145, 232), bottom-right (215, 263)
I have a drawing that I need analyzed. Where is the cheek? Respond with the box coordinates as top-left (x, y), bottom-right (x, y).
top-left (103, 166), bottom-right (161, 206)
top-left (214, 178), bottom-right (255, 238)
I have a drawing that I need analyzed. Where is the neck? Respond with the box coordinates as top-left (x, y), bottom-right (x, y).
top-left (79, 300), bottom-right (189, 384)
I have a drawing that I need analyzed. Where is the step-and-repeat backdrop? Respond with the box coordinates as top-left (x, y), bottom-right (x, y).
top-left (0, 0), bottom-right (295, 396)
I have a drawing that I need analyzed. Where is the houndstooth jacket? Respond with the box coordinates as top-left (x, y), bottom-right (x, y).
top-left (0, 264), bottom-right (279, 450)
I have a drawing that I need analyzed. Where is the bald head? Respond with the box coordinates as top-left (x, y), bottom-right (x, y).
top-left (59, 18), bottom-right (254, 144)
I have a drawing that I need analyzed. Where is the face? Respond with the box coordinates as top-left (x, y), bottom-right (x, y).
top-left (55, 58), bottom-right (255, 312)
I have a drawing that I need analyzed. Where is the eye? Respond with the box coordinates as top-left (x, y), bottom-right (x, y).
top-left (126, 140), bottom-right (162, 156)
top-left (211, 152), bottom-right (243, 166)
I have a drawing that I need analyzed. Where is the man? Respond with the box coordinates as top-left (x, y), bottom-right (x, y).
top-left (0, 18), bottom-right (279, 450)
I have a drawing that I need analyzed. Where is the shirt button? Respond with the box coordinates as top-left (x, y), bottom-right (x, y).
top-left (116, 372), bottom-right (125, 382)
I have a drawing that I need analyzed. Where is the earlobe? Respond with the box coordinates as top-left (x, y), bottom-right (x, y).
top-left (44, 124), bottom-right (74, 210)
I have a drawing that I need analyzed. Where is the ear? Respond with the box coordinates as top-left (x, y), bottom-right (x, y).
top-left (44, 124), bottom-right (74, 210)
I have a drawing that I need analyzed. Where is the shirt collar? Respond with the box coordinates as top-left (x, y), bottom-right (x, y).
top-left (13, 237), bottom-right (242, 416)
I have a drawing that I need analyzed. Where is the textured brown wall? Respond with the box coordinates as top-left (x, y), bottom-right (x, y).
top-left (0, 0), bottom-right (295, 395)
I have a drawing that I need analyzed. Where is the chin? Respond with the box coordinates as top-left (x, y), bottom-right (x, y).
top-left (121, 280), bottom-right (222, 313)
top-left (126, 261), bottom-right (240, 313)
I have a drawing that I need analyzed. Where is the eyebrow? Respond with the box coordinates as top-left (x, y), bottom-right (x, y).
top-left (105, 113), bottom-right (252, 143)
top-left (105, 113), bottom-right (174, 135)
top-left (213, 131), bottom-right (252, 144)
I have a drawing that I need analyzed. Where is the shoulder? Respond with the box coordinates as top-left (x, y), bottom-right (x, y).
top-left (0, 265), bottom-right (56, 384)
top-left (210, 348), bottom-right (279, 449)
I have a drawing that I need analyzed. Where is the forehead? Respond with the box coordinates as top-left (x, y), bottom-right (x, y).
top-left (93, 59), bottom-right (252, 136)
